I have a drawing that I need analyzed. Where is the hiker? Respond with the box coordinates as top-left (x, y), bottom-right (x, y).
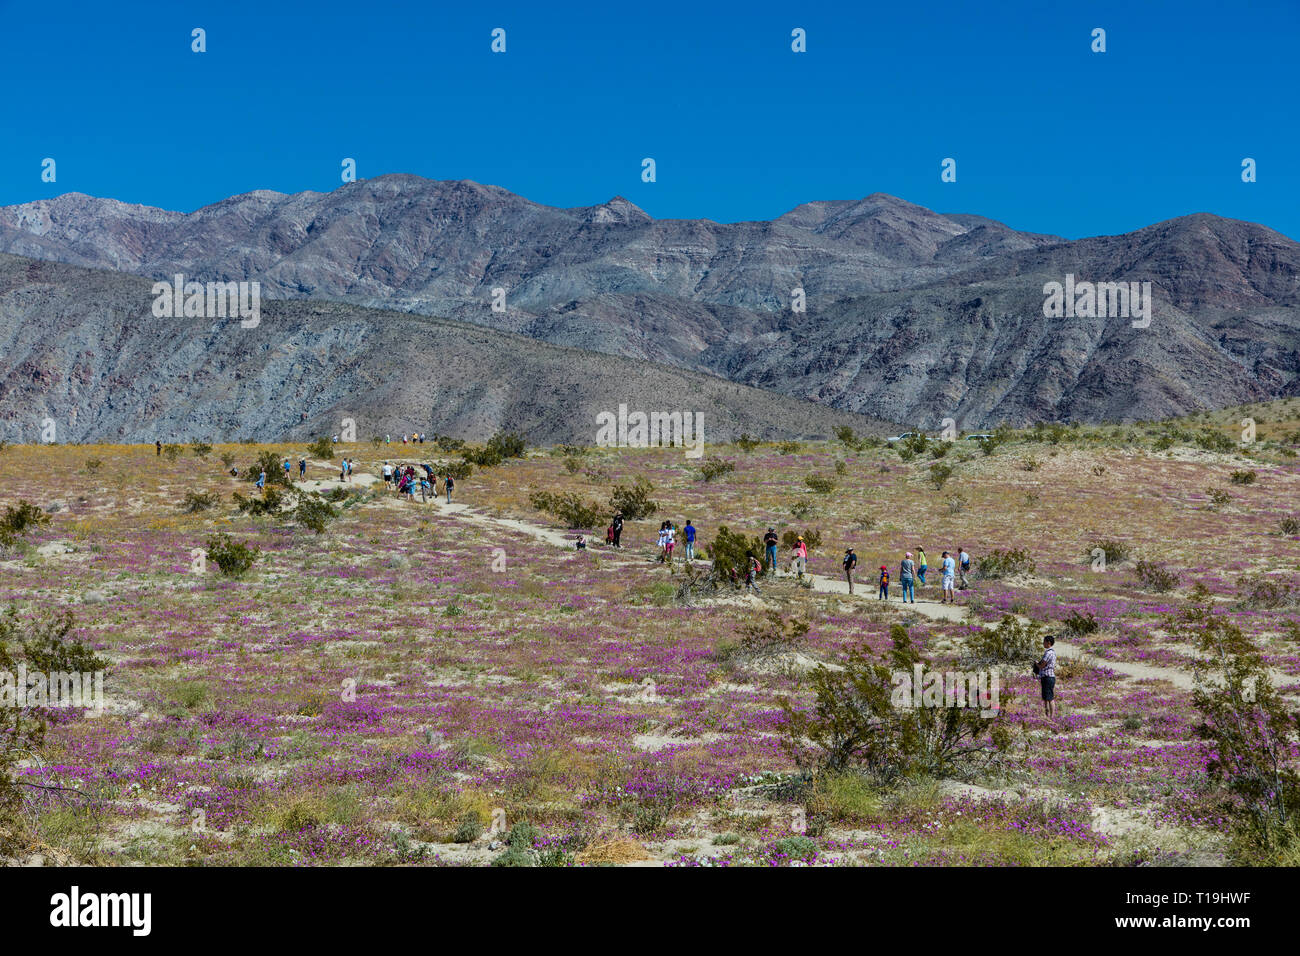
top-left (283, 459), bottom-right (292, 480)
top-left (959, 547), bottom-right (971, 590)
top-left (298, 457), bottom-right (307, 479)
top-left (576, 534), bottom-right (587, 550)
top-left (605, 522), bottom-right (615, 546)
top-left (612, 513), bottom-right (624, 548)
top-left (899, 552), bottom-right (916, 604)
top-left (444, 473), bottom-right (455, 503)
top-left (940, 551), bottom-right (956, 604)
top-left (763, 527), bottom-right (779, 577)
top-left (345, 458), bottom-right (353, 482)
top-left (419, 475), bottom-right (429, 502)
top-left (917, 547), bottom-right (928, 586)
top-left (382, 462), bottom-right (393, 488)
top-left (877, 564), bottom-right (889, 600)
top-left (683, 520), bottom-right (696, 561)
top-left (656, 522), bottom-right (669, 563)
top-left (1036, 635), bottom-right (1057, 718)
top-left (256, 469), bottom-right (266, 490)
top-left (745, 554), bottom-right (763, 594)
top-left (155, 440), bottom-right (162, 456)
top-left (664, 522), bottom-right (675, 562)
top-left (842, 548), bottom-right (857, 594)
top-left (791, 536), bottom-right (808, 580)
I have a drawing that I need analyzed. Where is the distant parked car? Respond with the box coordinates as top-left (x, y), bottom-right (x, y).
top-left (965, 433), bottom-right (994, 441)
top-left (887, 432), bottom-right (919, 442)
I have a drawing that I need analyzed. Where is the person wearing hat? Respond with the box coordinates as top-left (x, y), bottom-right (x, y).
top-left (612, 512), bottom-right (624, 548)
top-left (900, 552), bottom-right (916, 603)
top-left (763, 527), bottom-right (779, 577)
top-left (877, 563), bottom-right (890, 600)
top-left (791, 535), bottom-right (808, 580)
top-left (842, 548), bottom-right (858, 594)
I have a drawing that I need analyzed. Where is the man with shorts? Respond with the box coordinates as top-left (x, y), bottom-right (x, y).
top-left (1037, 635), bottom-right (1057, 718)
top-left (940, 551), bottom-right (956, 604)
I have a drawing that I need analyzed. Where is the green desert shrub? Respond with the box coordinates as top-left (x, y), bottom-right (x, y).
top-left (780, 624), bottom-right (1012, 780)
top-left (179, 491), bottom-right (220, 514)
top-left (804, 474), bottom-right (836, 494)
top-left (205, 533), bottom-right (259, 577)
top-left (1134, 559), bottom-right (1179, 593)
top-left (698, 458), bottom-right (736, 482)
top-left (707, 526), bottom-right (767, 576)
top-left (529, 491), bottom-right (604, 530)
top-left (976, 548), bottom-right (1035, 579)
top-left (1087, 540), bottom-right (1131, 565)
top-left (608, 477), bottom-right (657, 520)
top-left (306, 436), bottom-right (334, 459)
top-left (965, 615), bottom-right (1044, 665)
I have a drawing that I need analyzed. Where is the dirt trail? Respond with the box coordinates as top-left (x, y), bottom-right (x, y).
top-left (352, 485), bottom-right (1214, 692)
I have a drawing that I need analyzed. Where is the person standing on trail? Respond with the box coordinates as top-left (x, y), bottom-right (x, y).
top-left (656, 522), bottom-right (669, 563)
top-left (917, 547), bottom-right (928, 587)
top-left (283, 459), bottom-right (292, 481)
top-left (445, 473), bottom-right (455, 503)
top-left (764, 527), bottom-right (779, 577)
top-left (900, 552), bottom-right (916, 604)
top-left (1036, 635), bottom-right (1057, 718)
top-left (256, 469), bottom-right (266, 490)
top-left (298, 457), bottom-right (307, 479)
top-left (877, 564), bottom-right (890, 600)
top-left (664, 522), bottom-right (675, 562)
top-left (382, 461), bottom-right (393, 489)
top-left (612, 513), bottom-right (624, 548)
top-left (745, 554), bottom-right (763, 594)
top-left (940, 551), bottom-right (956, 604)
top-left (791, 536), bottom-right (808, 580)
top-left (842, 548), bottom-right (858, 593)
top-left (606, 521), bottom-right (616, 546)
top-left (683, 520), bottom-right (696, 561)
top-left (959, 547), bottom-right (971, 590)
top-left (155, 440), bottom-right (162, 456)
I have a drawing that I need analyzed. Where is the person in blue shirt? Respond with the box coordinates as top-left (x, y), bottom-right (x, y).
top-left (683, 520), bottom-right (697, 561)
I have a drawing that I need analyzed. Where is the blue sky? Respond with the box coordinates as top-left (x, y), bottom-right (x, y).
top-left (2, 0), bottom-right (1296, 239)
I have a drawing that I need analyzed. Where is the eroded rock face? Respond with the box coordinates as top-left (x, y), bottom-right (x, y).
top-left (0, 254), bottom-right (887, 444)
top-left (1, 175), bottom-right (1297, 430)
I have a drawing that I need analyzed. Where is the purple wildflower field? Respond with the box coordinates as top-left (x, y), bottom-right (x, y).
top-left (3, 412), bottom-right (1299, 866)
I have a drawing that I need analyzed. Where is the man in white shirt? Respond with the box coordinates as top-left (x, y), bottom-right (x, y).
top-left (940, 551), bottom-right (957, 604)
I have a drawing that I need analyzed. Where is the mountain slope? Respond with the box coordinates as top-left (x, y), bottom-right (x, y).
top-left (0, 254), bottom-right (888, 444)
top-left (1, 176), bottom-right (1296, 426)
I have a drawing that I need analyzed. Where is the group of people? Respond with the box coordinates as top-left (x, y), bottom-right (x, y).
top-left (846, 546), bottom-right (972, 604)
top-left (647, 520), bottom-right (697, 562)
top-left (381, 462), bottom-right (455, 503)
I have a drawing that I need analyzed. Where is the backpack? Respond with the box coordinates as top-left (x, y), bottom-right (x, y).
top-left (880, 570), bottom-right (889, 585)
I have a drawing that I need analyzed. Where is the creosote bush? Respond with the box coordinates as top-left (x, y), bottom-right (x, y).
top-left (609, 477), bottom-right (657, 520)
top-left (976, 548), bottom-right (1035, 579)
top-left (205, 533), bottom-right (260, 577)
top-left (780, 624), bottom-right (1012, 781)
top-left (1134, 559), bottom-right (1179, 593)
